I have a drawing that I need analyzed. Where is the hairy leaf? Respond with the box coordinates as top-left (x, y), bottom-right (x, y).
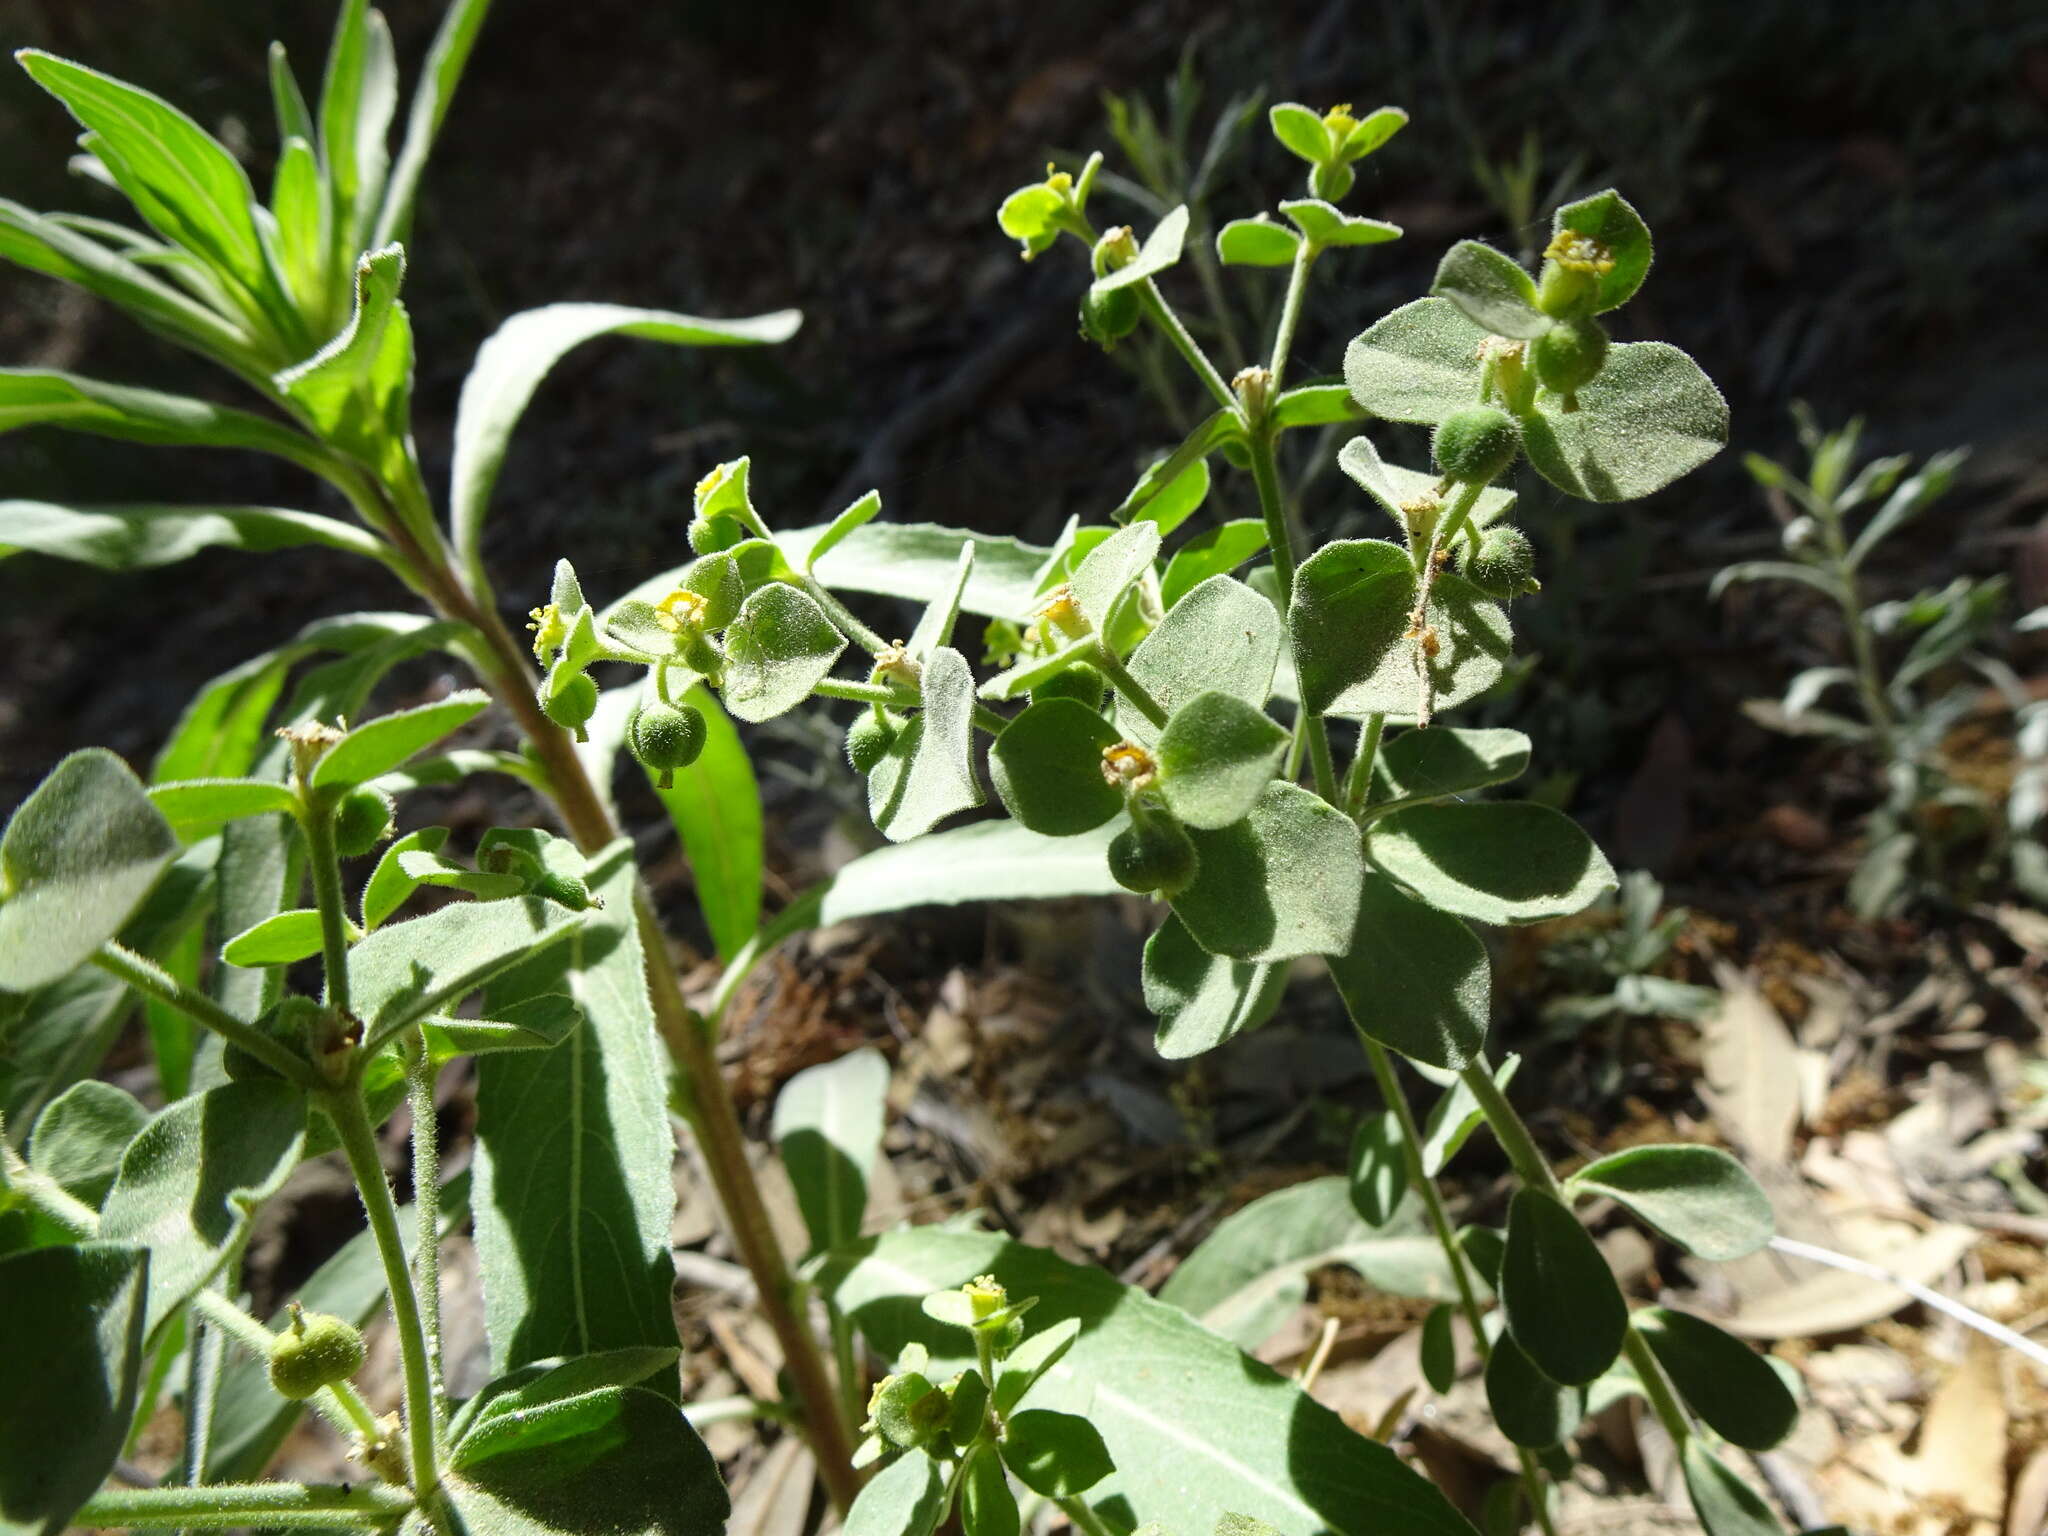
top-left (1570, 1144), bottom-right (1774, 1261)
top-left (1142, 911), bottom-right (1285, 1060)
top-left (1367, 802), bottom-right (1616, 925)
top-left (1431, 241), bottom-right (1545, 339)
top-left (723, 583), bottom-right (845, 724)
top-left (1519, 342), bottom-right (1727, 502)
top-left (1326, 873), bottom-right (1491, 1069)
top-left (1118, 575), bottom-right (1280, 747)
top-left (991, 699), bottom-right (1123, 837)
top-left (1501, 1189), bottom-right (1625, 1385)
top-left (1171, 782), bottom-right (1364, 962)
top-left (772, 1048), bottom-right (889, 1257)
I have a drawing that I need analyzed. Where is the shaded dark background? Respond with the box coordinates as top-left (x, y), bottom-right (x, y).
top-left (2, 0), bottom-right (2044, 921)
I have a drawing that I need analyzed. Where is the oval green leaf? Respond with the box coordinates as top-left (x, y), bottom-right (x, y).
top-left (1367, 802), bottom-right (1616, 926)
top-left (1500, 1189), bottom-right (1626, 1386)
top-left (1157, 692), bottom-right (1289, 830)
top-left (991, 699), bottom-right (1123, 837)
top-left (1635, 1307), bottom-right (1798, 1451)
top-left (1571, 1143), bottom-right (1773, 1261)
top-left (1170, 782), bottom-right (1364, 962)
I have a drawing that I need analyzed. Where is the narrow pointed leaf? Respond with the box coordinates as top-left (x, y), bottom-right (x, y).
top-left (867, 646), bottom-right (983, 840)
top-left (0, 499), bottom-right (385, 570)
top-left (772, 1048), bottom-right (889, 1257)
top-left (1680, 1439), bottom-right (1789, 1536)
top-left (0, 370), bottom-right (325, 471)
top-left (1092, 204), bottom-right (1189, 293)
top-left (312, 690), bottom-right (490, 788)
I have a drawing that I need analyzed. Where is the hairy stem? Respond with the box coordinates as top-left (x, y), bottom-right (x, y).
top-left (296, 797), bottom-right (353, 1022)
top-left (1344, 714), bottom-right (1386, 815)
top-left (1247, 428), bottom-right (1337, 801)
top-left (1267, 242), bottom-right (1318, 393)
top-left (1135, 280), bottom-right (1239, 415)
top-left (0, 1139), bottom-right (100, 1236)
top-left (71, 1482), bottom-right (413, 1530)
top-left (91, 944), bottom-right (309, 1086)
top-left (403, 1036), bottom-right (447, 1411)
top-left (1093, 645), bottom-right (1169, 730)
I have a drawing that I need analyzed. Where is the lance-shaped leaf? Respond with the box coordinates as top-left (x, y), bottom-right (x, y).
top-left (1420, 1304), bottom-right (1457, 1393)
top-left (868, 646), bottom-right (983, 841)
top-left (0, 748), bottom-right (178, 992)
top-left (1092, 204), bottom-right (1189, 293)
top-left (1367, 802), bottom-right (1616, 925)
top-left (1336, 435), bottom-right (1517, 533)
top-left (222, 908), bottom-right (324, 966)
top-left (761, 520), bottom-right (1048, 623)
top-left (1569, 1144), bottom-right (1774, 1261)
top-left (1130, 459), bottom-right (1210, 539)
top-left (1343, 298), bottom-right (1488, 424)
top-left (1485, 1328), bottom-right (1584, 1448)
top-left (274, 245), bottom-right (413, 480)
top-left (99, 1081), bottom-right (305, 1342)
top-left (1326, 872), bottom-right (1490, 1070)
top-left (1110, 411), bottom-right (1241, 525)
top-left (907, 542), bottom-right (976, 658)
top-left (1271, 384), bottom-right (1365, 430)
top-left (1142, 912), bottom-right (1285, 1060)
top-left (312, 690), bottom-right (490, 788)
top-left (0, 499), bottom-right (387, 570)
top-left (1634, 1308), bottom-right (1798, 1450)
top-left (1067, 521), bottom-right (1160, 633)
top-left (1217, 217), bottom-right (1300, 267)
top-left (1681, 1439), bottom-right (1790, 1536)
top-left (723, 582), bottom-right (846, 723)
top-left (372, 0), bottom-right (494, 248)
top-left (1160, 520), bottom-right (1266, 609)
top-left (1278, 199), bottom-right (1401, 249)
top-left (1500, 1188), bottom-right (1626, 1385)
top-left (471, 846), bottom-right (681, 1385)
top-left (147, 777), bottom-right (296, 842)
top-left (991, 699), bottom-right (1123, 836)
top-left (1157, 692), bottom-right (1288, 830)
top-left (1550, 190), bottom-right (1653, 314)
top-left (1418, 1055), bottom-right (1519, 1176)
top-left (807, 490), bottom-right (883, 573)
top-left (346, 890), bottom-right (581, 1050)
top-left (1289, 539), bottom-right (1510, 721)
top-left (450, 302), bottom-right (800, 590)
top-left (0, 1242), bottom-right (149, 1533)
top-left (0, 369), bottom-right (327, 471)
top-left (1430, 241), bottom-right (1546, 339)
top-left (1518, 341), bottom-right (1728, 502)
top-left (772, 1048), bottom-right (889, 1257)
top-left (1118, 574), bottom-right (1280, 746)
top-left (318, 0), bottom-right (397, 251)
top-left (1169, 781), bottom-right (1363, 962)
top-left (816, 1227), bottom-right (1476, 1536)
top-left (624, 681), bottom-right (762, 961)
top-left (271, 135), bottom-right (326, 312)
top-left (1372, 726), bottom-right (1531, 806)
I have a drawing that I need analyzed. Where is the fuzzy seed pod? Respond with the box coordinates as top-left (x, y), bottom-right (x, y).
top-left (845, 710), bottom-right (897, 775)
top-left (626, 700), bottom-right (707, 788)
top-left (1461, 525), bottom-right (1540, 598)
top-left (1530, 316), bottom-right (1609, 403)
top-left (332, 787), bottom-right (395, 859)
top-left (268, 1308), bottom-right (366, 1400)
top-left (1108, 813), bottom-right (1198, 896)
top-left (687, 514), bottom-right (742, 557)
top-left (1079, 286), bottom-right (1140, 349)
top-left (542, 673), bottom-right (599, 742)
top-left (1431, 406), bottom-right (1519, 485)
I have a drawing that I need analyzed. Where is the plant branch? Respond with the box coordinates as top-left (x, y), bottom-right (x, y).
top-left (295, 796), bottom-right (353, 1022)
top-left (403, 1035), bottom-right (447, 1412)
top-left (71, 1482), bottom-right (413, 1530)
top-left (1094, 645), bottom-right (1168, 730)
top-left (1135, 280), bottom-right (1239, 415)
top-left (1345, 714), bottom-right (1386, 816)
top-left (1246, 427), bottom-right (1337, 801)
top-left (0, 1139), bottom-right (100, 1236)
top-left (91, 943), bottom-right (311, 1086)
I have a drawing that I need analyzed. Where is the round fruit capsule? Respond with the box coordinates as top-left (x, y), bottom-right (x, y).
top-left (1461, 525), bottom-right (1539, 598)
top-left (1079, 285), bottom-right (1140, 348)
top-left (1432, 406), bottom-right (1519, 485)
top-left (626, 700), bottom-right (707, 788)
top-left (845, 710), bottom-right (897, 775)
top-left (332, 786), bottom-right (394, 858)
top-left (1530, 316), bottom-right (1609, 403)
top-left (1108, 813), bottom-right (1199, 896)
top-left (268, 1307), bottom-right (366, 1401)
top-left (542, 672), bottom-right (600, 742)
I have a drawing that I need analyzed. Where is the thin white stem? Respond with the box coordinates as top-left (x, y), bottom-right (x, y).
top-left (1768, 1235), bottom-right (2048, 1370)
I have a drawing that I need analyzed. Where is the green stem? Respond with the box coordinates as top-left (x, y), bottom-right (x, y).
top-left (1458, 1061), bottom-right (1562, 1197)
top-left (403, 1036), bottom-right (447, 1415)
top-left (1345, 714), bottom-right (1386, 816)
top-left (684, 1395), bottom-right (794, 1430)
top-left (71, 1482), bottom-right (413, 1530)
top-left (1094, 645), bottom-right (1168, 730)
top-left (830, 1307), bottom-right (862, 1444)
top-left (801, 573), bottom-right (890, 655)
top-left (296, 796), bottom-right (353, 1022)
top-left (1059, 1496), bottom-right (1119, 1536)
top-left (1267, 242), bottom-right (1318, 393)
top-left (91, 944), bottom-right (310, 1086)
top-left (324, 1089), bottom-right (440, 1501)
top-left (0, 1139), bottom-right (99, 1236)
top-left (1622, 1327), bottom-right (1692, 1447)
top-left (1816, 503), bottom-right (1896, 754)
top-left (809, 675), bottom-right (1010, 738)
top-left (1247, 427), bottom-right (1337, 802)
top-left (1135, 280), bottom-right (1239, 415)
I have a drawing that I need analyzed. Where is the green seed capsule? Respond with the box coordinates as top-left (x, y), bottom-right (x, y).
top-left (626, 700), bottom-right (707, 788)
top-left (268, 1307), bottom-right (366, 1401)
top-left (1079, 286), bottom-right (1140, 349)
top-left (542, 672), bottom-right (599, 742)
top-left (1108, 813), bottom-right (1199, 896)
top-left (1461, 525), bottom-right (1540, 598)
top-left (1530, 316), bottom-right (1609, 404)
top-left (1432, 406), bottom-right (1519, 485)
top-left (688, 513), bottom-right (742, 556)
top-left (845, 710), bottom-right (897, 775)
top-left (332, 787), bottom-right (394, 858)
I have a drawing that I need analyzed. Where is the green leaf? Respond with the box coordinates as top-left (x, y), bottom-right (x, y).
top-left (868, 647), bottom-right (984, 841)
top-left (639, 684), bottom-right (761, 961)
top-left (1418, 1055), bottom-right (1518, 1176)
top-left (1069, 522), bottom-right (1160, 633)
top-left (844, 1449), bottom-right (946, 1536)
top-left (1142, 912), bottom-right (1284, 1061)
top-left (1680, 1439), bottom-right (1789, 1536)
top-left (1119, 575), bottom-right (1281, 747)
top-left (425, 995), bottom-right (582, 1058)
top-left (471, 847), bottom-right (681, 1384)
top-left (450, 303), bottom-right (800, 591)
top-left (99, 1081), bottom-right (305, 1342)
top-left (1110, 411), bottom-right (1241, 525)
top-left (441, 1386), bottom-right (728, 1536)
top-left (768, 521), bottom-right (1049, 624)
top-left (772, 1048), bottom-right (889, 1258)
top-left (372, 0), bottom-right (493, 248)
top-left (1157, 692), bottom-right (1288, 830)
top-left (1336, 435), bottom-right (1517, 533)
top-left (1430, 241), bottom-right (1546, 339)
top-left (222, 908), bottom-right (324, 966)
top-left (723, 582), bottom-right (846, 724)
top-left (979, 634), bottom-right (1097, 704)
top-left (1519, 341), bottom-right (1727, 502)
top-left (1326, 873), bottom-right (1490, 1070)
top-left (1289, 539), bottom-right (1510, 721)
top-left (1093, 204), bottom-right (1188, 294)
top-left (1159, 1178), bottom-right (1455, 1349)
top-left (905, 543), bottom-right (976, 660)
top-left (1342, 298), bottom-right (1487, 426)
top-left (1367, 802), bottom-right (1617, 926)
top-left (1420, 1304), bottom-right (1456, 1393)
top-left (1569, 1144), bottom-right (1773, 1261)
top-left (317, 0), bottom-right (396, 252)
top-left (1160, 521), bottom-right (1266, 609)
top-left (0, 1242), bottom-right (148, 1533)
top-left (1484, 1328), bottom-right (1584, 1448)
top-left (1372, 727), bottom-right (1531, 806)
top-left (1336, 107), bottom-right (1409, 161)
top-left (16, 52), bottom-right (279, 310)
top-left (993, 1316), bottom-right (1081, 1414)
top-left (360, 825), bottom-right (446, 931)
top-left (991, 699), bottom-right (1124, 836)
top-left (147, 777), bottom-right (295, 842)
top-left (1634, 1308), bottom-right (1797, 1450)
top-left (962, 1446), bottom-right (1019, 1536)
top-left (27, 1080), bottom-right (147, 1207)
top-left (394, 849), bottom-right (527, 904)
top-left (311, 690), bottom-right (489, 789)
top-left (347, 890), bottom-right (581, 1051)
top-left (1171, 782), bottom-right (1362, 962)
top-left (0, 748), bottom-right (177, 992)
top-left (271, 136), bottom-right (326, 313)
top-left (808, 490), bottom-right (883, 572)
top-left (1270, 385), bottom-right (1365, 431)
top-left (152, 651), bottom-right (289, 784)
top-left (1267, 104), bottom-right (1331, 164)
top-left (0, 368), bottom-right (325, 471)
top-left (1002, 1410), bottom-right (1113, 1498)
top-left (452, 1345), bottom-right (681, 1448)
top-left (1348, 1111), bottom-right (1407, 1227)
top-left (1550, 190), bottom-right (1653, 314)
top-left (0, 499), bottom-right (386, 570)
top-left (1278, 200), bottom-right (1401, 249)
top-left (1217, 218), bottom-right (1300, 267)
top-left (817, 1227), bottom-right (1476, 1536)
top-left (1500, 1189), bottom-right (1625, 1385)
top-left (1131, 459), bottom-right (1211, 540)
top-left (274, 244), bottom-right (413, 483)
